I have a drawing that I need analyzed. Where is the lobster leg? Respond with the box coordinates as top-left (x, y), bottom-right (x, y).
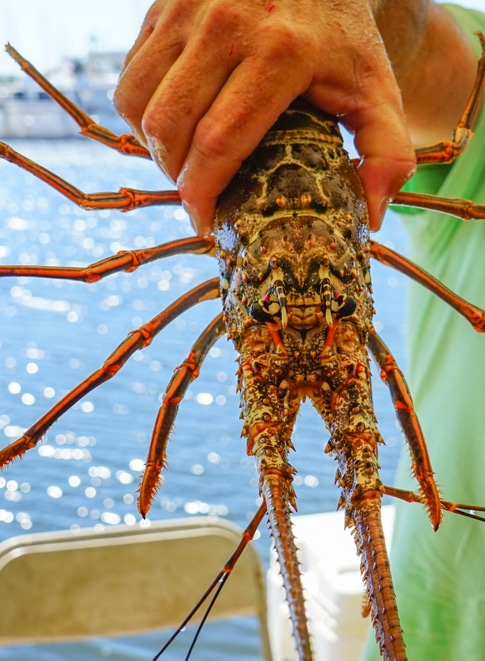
top-left (370, 240), bottom-right (485, 331)
top-left (367, 328), bottom-right (442, 529)
top-left (414, 32), bottom-right (485, 166)
top-left (383, 485), bottom-right (485, 523)
top-left (0, 142), bottom-right (179, 211)
top-left (389, 33), bottom-right (485, 219)
top-left (0, 279), bottom-right (219, 469)
top-left (5, 43), bottom-right (150, 159)
top-left (391, 190), bottom-right (485, 221)
top-left (139, 313), bottom-right (226, 516)
top-left (0, 237), bottom-right (215, 281)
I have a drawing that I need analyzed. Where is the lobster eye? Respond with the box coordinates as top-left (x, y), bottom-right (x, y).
top-left (249, 301), bottom-right (274, 322)
top-left (332, 294), bottom-right (357, 319)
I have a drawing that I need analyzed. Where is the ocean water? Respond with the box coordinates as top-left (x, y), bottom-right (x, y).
top-left (0, 138), bottom-right (409, 660)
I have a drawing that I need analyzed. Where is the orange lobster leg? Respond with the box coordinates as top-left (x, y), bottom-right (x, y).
top-left (391, 190), bottom-right (485, 221)
top-left (139, 313), bottom-right (226, 516)
top-left (0, 279), bottom-right (219, 469)
top-left (383, 485), bottom-right (485, 524)
top-left (390, 33), bottom-right (485, 219)
top-left (0, 142), bottom-right (179, 211)
top-left (367, 329), bottom-right (442, 530)
top-left (414, 32), bottom-right (485, 166)
top-left (369, 240), bottom-right (485, 331)
top-left (6, 43), bottom-right (150, 159)
top-left (0, 237), bottom-right (215, 281)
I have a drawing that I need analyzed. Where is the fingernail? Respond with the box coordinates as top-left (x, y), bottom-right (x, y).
top-left (377, 196), bottom-right (391, 225)
top-left (404, 163), bottom-right (417, 184)
top-left (367, 194), bottom-right (390, 232)
top-left (147, 135), bottom-right (172, 181)
top-left (132, 128), bottom-right (148, 149)
top-left (181, 201), bottom-right (209, 236)
top-left (182, 200), bottom-right (198, 233)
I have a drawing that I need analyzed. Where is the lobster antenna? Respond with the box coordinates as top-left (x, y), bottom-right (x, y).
top-left (153, 502), bottom-right (266, 660)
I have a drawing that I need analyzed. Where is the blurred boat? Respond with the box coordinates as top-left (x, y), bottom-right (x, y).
top-left (0, 50), bottom-right (130, 138)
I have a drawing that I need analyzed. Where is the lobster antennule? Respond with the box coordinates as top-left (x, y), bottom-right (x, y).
top-left (248, 410), bottom-right (313, 658)
top-left (352, 507), bottom-right (407, 661)
top-left (261, 468), bottom-right (313, 660)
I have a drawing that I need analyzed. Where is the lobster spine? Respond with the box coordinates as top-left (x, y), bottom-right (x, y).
top-left (261, 471), bottom-right (313, 660)
top-left (353, 508), bottom-right (406, 661)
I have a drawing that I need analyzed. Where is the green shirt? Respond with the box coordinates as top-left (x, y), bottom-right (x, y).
top-left (361, 5), bottom-right (485, 660)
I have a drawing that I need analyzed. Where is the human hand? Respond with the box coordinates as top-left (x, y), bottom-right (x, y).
top-left (114, 0), bottom-right (416, 235)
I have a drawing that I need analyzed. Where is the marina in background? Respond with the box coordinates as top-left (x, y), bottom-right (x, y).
top-left (0, 50), bottom-right (129, 139)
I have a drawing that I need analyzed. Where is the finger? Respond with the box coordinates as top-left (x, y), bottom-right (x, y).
top-left (308, 80), bottom-right (415, 229)
top-left (122, 1), bottom-right (160, 67)
top-left (340, 95), bottom-right (416, 230)
top-left (177, 55), bottom-right (312, 235)
top-left (141, 31), bottom-right (242, 181)
top-left (302, 7), bottom-right (416, 230)
top-left (114, 4), bottom-right (187, 145)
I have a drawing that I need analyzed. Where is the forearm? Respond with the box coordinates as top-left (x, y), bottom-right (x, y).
top-left (374, 0), bottom-right (430, 83)
top-left (374, 0), bottom-right (478, 145)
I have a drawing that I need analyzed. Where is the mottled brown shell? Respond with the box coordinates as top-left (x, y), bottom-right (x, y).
top-left (215, 100), bottom-right (373, 355)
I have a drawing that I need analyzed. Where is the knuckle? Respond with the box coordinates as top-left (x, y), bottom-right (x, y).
top-left (261, 21), bottom-right (307, 63)
top-left (203, 0), bottom-right (234, 25)
top-left (142, 111), bottom-right (182, 179)
top-left (192, 118), bottom-right (232, 163)
top-left (112, 86), bottom-right (133, 120)
top-left (196, 1), bottom-right (244, 41)
top-left (142, 92), bottom-right (182, 143)
top-left (113, 94), bottom-right (145, 138)
top-left (145, 0), bottom-right (164, 25)
top-left (141, 107), bottom-right (165, 142)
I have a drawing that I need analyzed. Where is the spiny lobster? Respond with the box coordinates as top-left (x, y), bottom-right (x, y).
top-left (2, 38), bottom-right (485, 661)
